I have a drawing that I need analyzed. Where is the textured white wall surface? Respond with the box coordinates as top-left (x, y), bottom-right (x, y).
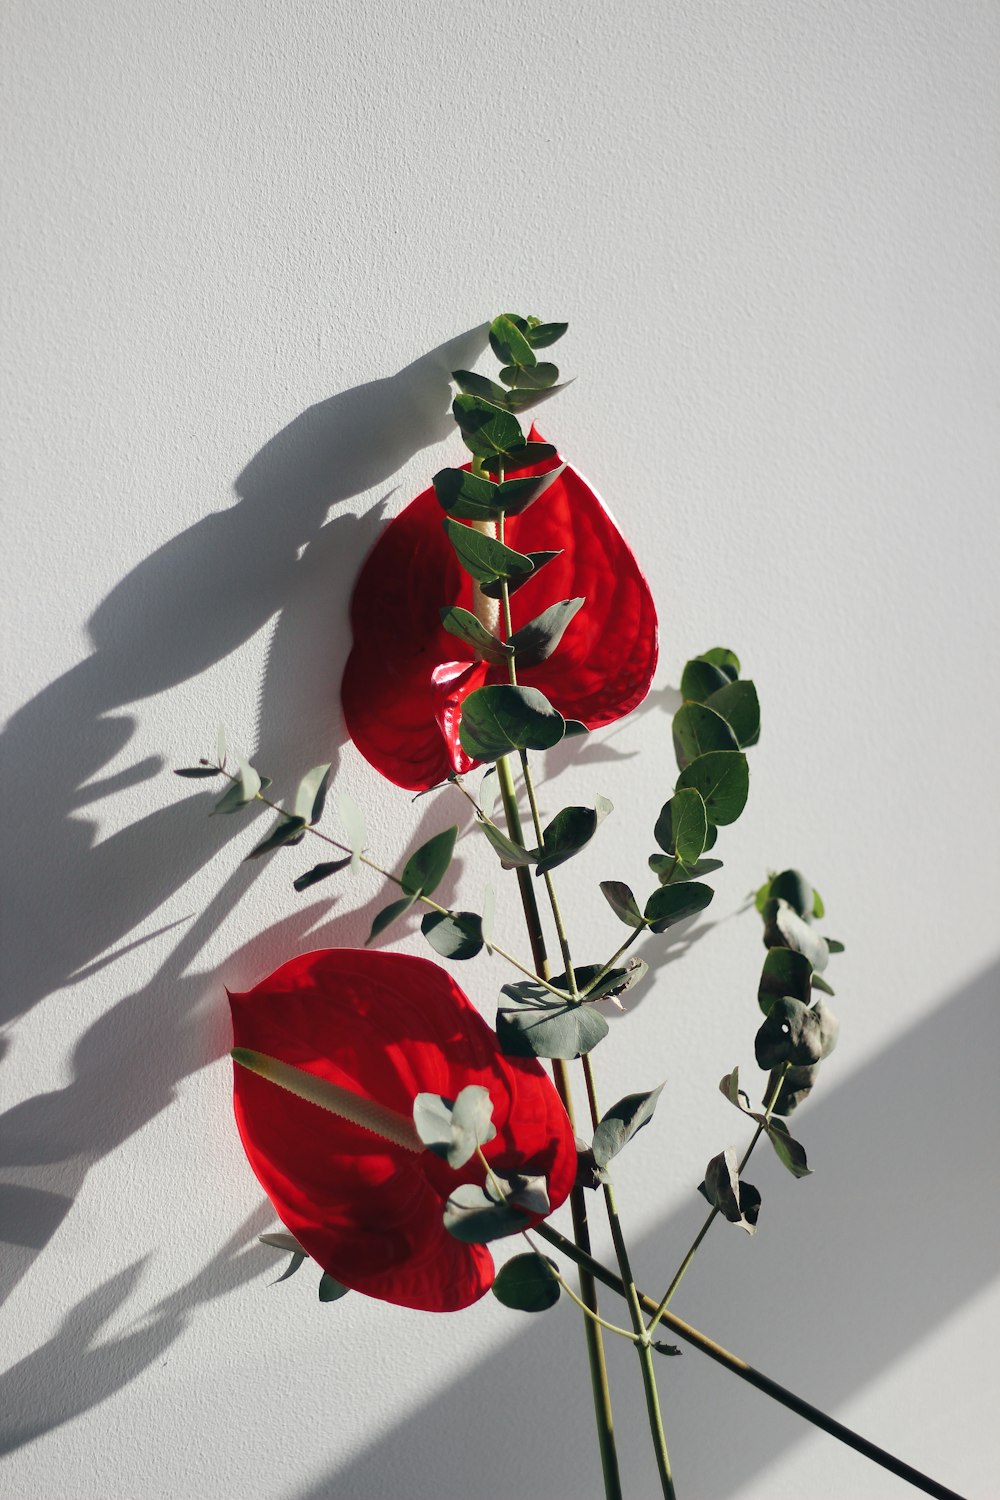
top-left (3, 2), bottom-right (999, 1496)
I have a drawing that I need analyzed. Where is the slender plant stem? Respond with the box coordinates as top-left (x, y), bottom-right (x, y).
top-left (492, 654), bottom-right (623, 1500)
top-left (647, 1065), bottom-right (791, 1336)
top-left (510, 739), bottom-right (676, 1495)
top-left (533, 1223), bottom-right (968, 1500)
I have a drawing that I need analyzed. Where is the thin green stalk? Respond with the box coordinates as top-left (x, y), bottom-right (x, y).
top-left (510, 740), bottom-right (675, 1496)
top-left (533, 1223), bottom-right (967, 1500)
top-left (494, 749), bottom-right (623, 1500)
top-left (647, 1065), bottom-right (791, 1336)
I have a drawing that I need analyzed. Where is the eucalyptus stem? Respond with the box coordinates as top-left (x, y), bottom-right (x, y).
top-left (533, 1223), bottom-right (967, 1500)
top-left (646, 1064), bottom-right (791, 1336)
top-left (494, 749), bottom-right (623, 1500)
top-left (580, 927), bottom-right (642, 997)
top-left (509, 739), bottom-right (675, 1495)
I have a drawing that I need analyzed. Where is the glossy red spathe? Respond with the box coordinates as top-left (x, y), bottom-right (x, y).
top-left (341, 433), bottom-right (658, 791)
top-left (229, 948), bottom-right (577, 1312)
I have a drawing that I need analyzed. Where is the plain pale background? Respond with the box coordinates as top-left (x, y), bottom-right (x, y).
top-left (2, 2), bottom-right (998, 1496)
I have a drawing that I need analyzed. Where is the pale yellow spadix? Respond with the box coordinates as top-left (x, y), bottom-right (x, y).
top-left (231, 1048), bottom-right (423, 1153)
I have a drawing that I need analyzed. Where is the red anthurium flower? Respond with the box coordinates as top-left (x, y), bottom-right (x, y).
top-left (342, 430), bottom-right (658, 791)
top-left (229, 948), bottom-right (577, 1312)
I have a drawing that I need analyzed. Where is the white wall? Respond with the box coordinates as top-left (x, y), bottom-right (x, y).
top-left (3, 2), bottom-right (998, 1496)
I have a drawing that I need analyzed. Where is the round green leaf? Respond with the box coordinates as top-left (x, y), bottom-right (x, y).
top-left (643, 881), bottom-right (714, 933)
top-left (459, 684), bottom-right (565, 761)
top-left (318, 1272), bottom-right (350, 1302)
top-left (672, 703), bottom-right (739, 770)
top-left (452, 394), bottom-right (525, 462)
top-left (420, 910), bottom-right (484, 960)
top-left (758, 947), bottom-right (813, 1014)
top-left (766, 869), bottom-right (815, 918)
top-left (440, 606), bottom-right (511, 665)
top-left (592, 1084), bottom-right (664, 1170)
top-left (490, 314), bottom-right (537, 369)
top-left (599, 881), bottom-right (646, 929)
top-left (508, 598), bottom-right (584, 667)
top-left (492, 1254), bottom-right (561, 1312)
top-left (675, 751), bottom-right (749, 826)
top-left (496, 992), bottom-right (609, 1060)
top-left (400, 826), bottom-right (458, 897)
top-left (442, 517), bottom-right (535, 584)
top-left (433, 466), bottom-right (503, 521)
top-left (679, 657), bottom-right (731, 702)
top-left (705, 680), bottom-right (760, 748)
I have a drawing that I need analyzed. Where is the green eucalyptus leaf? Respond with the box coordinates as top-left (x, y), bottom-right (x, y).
top-left (433, 466), bottom-right (503, 521)
top-left (719, 1068), bottom-right (752, 1113)
top-left (504, 383), bottom-right (570, 413)
top-left (766, 870), bottom-right (815, 919)
top-left (213, 758), bottom-right (268, 814)
top-left (643, 881), bottom-right (714, 933)
top-left (366, 894), bottom-right (417, 943)
top-left (700, 647), bottom-right (740, 678)
top-left (509, 598), bottom-right (584, 667)
top-left (337, 792), bottom-right (366, 874)
top-left (496, 987), bottom-right (609, 1060)
top-left (318, 1272), bottom-right (350, 1302)
top-left (500, 361), bottom-right (558, 390)
top-left (174, 765), bottom-right (222, 778)
top-left (653, 789), bottom-right (708, 862)
top-left (246, 815), bottom-right (306, 859)
top-left (811, 973), bottom-right (836, 997)
top-left (293, 763), bottom-right (331, 825)
top-left (572, 959), bottom-right (649, 1003)
top-left (762, 898), bottom-right (830, 972)
top-left (492, 1253), bottom-right (561, 1312)
top-left (758, 946), bottom-right (813, 1014)
top-left (535, 794), bottom-right (611, 876)
top-left (273, 1251), bottom-right (307, 1283)
top-left (440, 606), bottom-right (512, 665)
top-left (413, 1085), bottom-right (496, 1169)
top-left (705, 680), bottom-right (760, 748)
top-left (755, 996), bottom-right (826, 1069)
top-left (479, 549), bottom-right (562, 599)
top-left (442, 518), bottom-right (535, 584)
top-left (812, 888), bottom-right (826, 920)
top-left (459, 684), bottom-right (565, 761)
top-left (490, 314), bottom-right (537, 369)
top-left (293, 858), bottom-right (352, 892)
top-left (676, 751), bottom-right (749, 826)
top-left (259, 1231), bottom-right (305, 1253)
top-left (480, 443), bottom-right (559, 477)
top-left (452, 395), bottom-right (525, 462)
top-left (826, 938), bottom-right (845, 955)
top-left (679, 658), bottom-right (732, 702)
top-left (764, 1117), bottom-right (812, 1177)
top-left (479, 818), bottom-right (538, 867)
top-left (444, 1183), bottom-right (531, 1244)
top-left (401, 826), bottom-right (458, 897)
top-left (421, 910), bottom-right (484, 960)
top-left (481, 883), bottom-right (496, 954)
top-left (648, 854), bottom-right (724, 885)
top-left (524, 321), bottom-right (568, 349)
top-left (592, 1084), bottom-right (664, 1170)
top-left (672, 702), bottom-right (739, 770)
top-left (486, 466), bottom-right (565, 513)
top-left (699, 1147), bottom-right (760, 1232)
top-left (599, 881), bottom-right (646, 929)
top-left (451, 369), bottom-right (511, 405)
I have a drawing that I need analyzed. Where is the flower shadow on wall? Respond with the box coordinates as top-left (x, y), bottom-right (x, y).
top-left (0, 327), bottom-right (487, 1309)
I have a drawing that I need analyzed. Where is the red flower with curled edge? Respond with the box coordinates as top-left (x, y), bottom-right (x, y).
top-left (342, 430), bottom-right (658, 791)
top-left (228, 948), bottom-right (577, 1312)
